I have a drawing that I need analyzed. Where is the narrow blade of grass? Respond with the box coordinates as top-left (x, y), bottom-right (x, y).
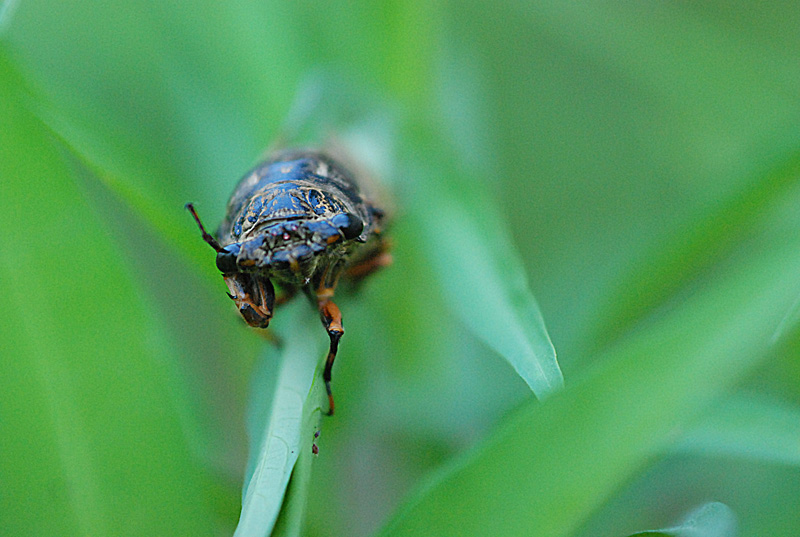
top-left (270, 373), bottom-right (326, 537)
top-left (276, 73), bottom-right (562, 400)
top-left (234, 302), bottom-right (324, 537)
top-left (408, 159), bottom-right (562, 400)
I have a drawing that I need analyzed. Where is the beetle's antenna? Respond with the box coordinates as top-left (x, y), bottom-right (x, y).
top-left (185, 203), bottom-right (223, 252)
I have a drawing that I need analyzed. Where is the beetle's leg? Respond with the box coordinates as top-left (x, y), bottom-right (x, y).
top-left (317, 297), bottom-right (343, 416)
top-left (345, 236), bottom-right (392, 282)
top-left (315, 262), bottom-right (346, 415)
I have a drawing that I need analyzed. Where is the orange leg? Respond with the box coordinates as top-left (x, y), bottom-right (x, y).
top-left (318, 298), bottom-right (343, 416)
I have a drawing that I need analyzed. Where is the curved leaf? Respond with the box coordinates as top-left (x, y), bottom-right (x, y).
top-left (410, 170), bottom-right (562, 398)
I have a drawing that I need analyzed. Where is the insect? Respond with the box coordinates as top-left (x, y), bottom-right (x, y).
top-left (186, 149), bottom-right (390, 415)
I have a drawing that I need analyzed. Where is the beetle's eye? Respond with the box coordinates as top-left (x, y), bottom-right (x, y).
top-left (215, 243), bottom-right (241, 273)
top-left (332, 212), bottom-right (364, 241)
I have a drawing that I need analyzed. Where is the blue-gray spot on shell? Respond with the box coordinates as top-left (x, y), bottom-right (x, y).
top-left (293, 244), bottom-right (312, 260)
top-left (269, 249), bottom-right (291, 270)
top-left (305, 220), bottom-right (339, 237)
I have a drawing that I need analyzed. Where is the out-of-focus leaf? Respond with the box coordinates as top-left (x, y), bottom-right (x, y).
top-left (628, 502), bottom-right (737, 537)
top-left (771, 291), bottom-right (800, 344)
top-left (378, 194), bottom-right (800, 536)
top-left (423, 44), bottom-right (564, 399)
top-left (592, 146), bottom-right (800, 349)
top-left (408, 156), bottom-right (562, 400)
top-left (3, 0), bottom-right (300, 192)
top-left (1, 0), bottom-right (303, 284)
top-left (32, 117), bottom-right (217, 284)
top-left (669, 395), bottom-right (800, 467)
top-left (234, 301), bottom-right (324, 537)
top-left (0, 49), bottom-right (219, 537)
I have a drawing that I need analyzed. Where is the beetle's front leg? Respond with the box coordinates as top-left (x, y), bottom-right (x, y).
top-left (315, 260), bottom-right (346, 415)
top-left (317, 296), bottom-right (343, 416)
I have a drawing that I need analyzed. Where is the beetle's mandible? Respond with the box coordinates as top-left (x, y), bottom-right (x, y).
top-left (187, 149), bottom-right (391, 415)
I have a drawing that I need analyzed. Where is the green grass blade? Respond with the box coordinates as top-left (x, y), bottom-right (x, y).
top-left (407, 149), bottom-right (563, 399)
top-left (234, 302), bottom-right (324, 537)
top-left (271, 71), bottom-right (562, 401)
top-left (271, 372), bottom-right (326, 537)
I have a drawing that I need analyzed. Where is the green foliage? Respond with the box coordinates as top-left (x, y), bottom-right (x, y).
top-left (2, 2), bottom-right (800, 537)
top-left (628, 502), bottom-right (737, 537)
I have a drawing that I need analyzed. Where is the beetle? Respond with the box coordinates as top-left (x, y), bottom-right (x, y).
top-left (186, 149), bottom-right (390, 415)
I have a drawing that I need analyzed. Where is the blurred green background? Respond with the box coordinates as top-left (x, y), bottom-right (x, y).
top-left (2, 1), bottom-right (800, 536)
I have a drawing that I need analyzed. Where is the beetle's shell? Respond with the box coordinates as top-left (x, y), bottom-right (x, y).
top-left (215, 149), bottom-right (379, 285)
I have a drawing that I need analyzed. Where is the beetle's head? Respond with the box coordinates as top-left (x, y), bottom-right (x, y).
top-left (233, 212), bottom-right (364, 285)
top-left (186, 203), bottom-right (363, 321)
